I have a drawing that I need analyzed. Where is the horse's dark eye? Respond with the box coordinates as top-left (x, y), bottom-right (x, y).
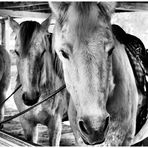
top-left (15, 50), bottom-right (20, 57)
top-left (60, 50), bottom-right (69, 59)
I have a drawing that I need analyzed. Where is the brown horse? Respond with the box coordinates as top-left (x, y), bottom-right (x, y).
top-left (49, 2), bottom-right (147, 146)
top-left (0, 45), bottom-right (11, 127)
top-left (9, 16), bottom-right (69, 146)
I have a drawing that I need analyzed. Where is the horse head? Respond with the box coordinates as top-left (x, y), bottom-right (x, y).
top-left (9, 16), bottom-right (51, 106)
top-left (49, 2), bottom-right (116, 145)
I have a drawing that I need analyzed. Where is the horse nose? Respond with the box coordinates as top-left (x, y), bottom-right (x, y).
top-left (22, 91), bottom-right (40, 106)
top-left (78, 115), bottom-right (110, 145)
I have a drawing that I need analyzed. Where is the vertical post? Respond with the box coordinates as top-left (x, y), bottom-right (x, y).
top-left (1, 19), bottom-right (5, 48)
top-left (0, 20), bottom-right (1, 45)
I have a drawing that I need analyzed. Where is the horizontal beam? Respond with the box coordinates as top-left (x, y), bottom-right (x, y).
top-left (117, 2), bottom-right (148, 12)
top-left (1, 2), bottom-right (148, 19)
top-left (0, 9), bottom-right (49, 18)
top-left (0, 2), bottom-right (48, 9)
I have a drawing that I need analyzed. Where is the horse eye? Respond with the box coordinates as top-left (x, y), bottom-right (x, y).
top-left (15, 50), bottom-right (20, 57)
top-left (60, 50), bottom-right (69, 59)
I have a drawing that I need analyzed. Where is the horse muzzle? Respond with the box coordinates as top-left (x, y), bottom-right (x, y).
top-left (78, 116), bottom-right (110, 145)
top-left (22, 91), bottom-right (40, 106)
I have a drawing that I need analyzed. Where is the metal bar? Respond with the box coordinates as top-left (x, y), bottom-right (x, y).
top-left (0, 84), bottom-right (22, 106)
top-left (0, 84), bottom-right (66, 126)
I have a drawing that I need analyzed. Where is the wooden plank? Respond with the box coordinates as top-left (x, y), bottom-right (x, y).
top-left (0, 9), bottom-right (49, 18)
top-left (115, 8), bottom-right (135, 12)
top-left (0, 2), bottom-right (50, 13)
top-left (1, 19), bottom-right (5, 47)
top-left (0, 2), bottom-right (48, 9)
top-left (0, 130), bottom-right (36, 146)
top-left (116, 2), bottom-right (148, 12)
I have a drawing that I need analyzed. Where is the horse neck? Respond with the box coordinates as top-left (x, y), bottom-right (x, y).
top-left (106, 39), bottom-right (139, 121)
top-left (112, 40), bottom-right (135, 83)
top-left (112, 41), bottom-right (133, 82)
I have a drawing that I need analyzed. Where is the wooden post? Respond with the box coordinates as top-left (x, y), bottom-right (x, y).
top-left (0, 21), bottom-right (1, 45)
top-left (1, 19), bottom-right (5, 48)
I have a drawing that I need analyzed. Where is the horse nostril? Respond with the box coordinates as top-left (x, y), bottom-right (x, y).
top-left (22, 92), bottom-right (30, 105)
top-left (22, 91), bottom-right (40, 106)
top-left (22, 92), bottom-right (27, 102)
top-left (79, 120), bottom-right (89, 135)
top-left (103, 116), bottom-right (110, 132)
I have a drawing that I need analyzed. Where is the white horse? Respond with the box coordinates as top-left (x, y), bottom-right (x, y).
top-left (49, 2), bottom-right (148, 146)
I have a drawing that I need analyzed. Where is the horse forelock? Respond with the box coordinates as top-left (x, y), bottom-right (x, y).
top-left (19, 21), bottom-right (41, 57)
top-left (75, 2), bottom-right (91, 17)
top-left (62, 2), bottom-right (112, 43)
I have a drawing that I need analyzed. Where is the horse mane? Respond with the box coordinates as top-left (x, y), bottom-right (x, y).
top-left (75, 2), bottom-right (91, 16)
top-left (19, 21), bottom-right (41, 57)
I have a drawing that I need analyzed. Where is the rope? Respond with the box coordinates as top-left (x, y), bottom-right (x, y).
top-left (0, 84), bottom-right (66, 126)
top-left (0, 84), bottom-right (22, 106)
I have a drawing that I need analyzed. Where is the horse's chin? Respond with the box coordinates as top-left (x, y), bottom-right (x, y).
top-left (83, 137), bottom-right (105, 145)
top-left (81, 134), bottom-right (105, 145)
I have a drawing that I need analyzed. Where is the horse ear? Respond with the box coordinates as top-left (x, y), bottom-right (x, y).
top-left (41, 14), bottom-right (52, 31)
top-left (49, 2), bottom-right (70, 18)
top-left (8, 16), bottom-right (20, 32)
top-left (98, 2), bottom-right (116, 19)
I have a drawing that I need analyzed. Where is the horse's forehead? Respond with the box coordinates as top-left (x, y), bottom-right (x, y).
top-left (19, 32), bottom-right (44, 57)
